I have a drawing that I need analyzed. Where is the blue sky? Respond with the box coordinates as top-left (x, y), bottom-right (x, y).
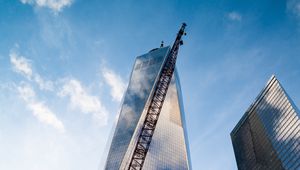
top-left (1, 0), bottom-right (300, 169)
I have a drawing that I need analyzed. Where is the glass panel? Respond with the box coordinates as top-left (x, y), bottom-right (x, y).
top-left (231, 76), bottom-right (300, 169)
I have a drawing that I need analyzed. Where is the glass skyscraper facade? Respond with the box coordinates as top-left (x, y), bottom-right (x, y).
top-left (231, 76), bottom-right (300, 170)
top-left (104, 47), bottom-right (191, 169)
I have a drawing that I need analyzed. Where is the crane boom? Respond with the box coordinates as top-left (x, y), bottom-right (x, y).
top-left (127, 23), bottom-right (187, 170)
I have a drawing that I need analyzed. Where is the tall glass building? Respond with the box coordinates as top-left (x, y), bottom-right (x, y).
top-left (231, 76), bottom-right (300, 170)
top-left (104, 46), bottom-right (191, 169)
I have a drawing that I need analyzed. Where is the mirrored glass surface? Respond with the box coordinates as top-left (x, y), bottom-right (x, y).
top-left (105, 47), bottom-right (191, 170)
top-left (231, 76), bottom-right (300, 170)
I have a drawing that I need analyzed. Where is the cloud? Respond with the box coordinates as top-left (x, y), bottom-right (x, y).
top-left (9, 48), bottom-right (108, 128)
top-left (102, 67), bottom-right (126, 102)
top-left (58, 79), bottom-right (108, 126)
top-left (17, 83), bottom-right (65, 133)
top-left (10, 51), bottom-right (54, 91)
top-left (34, 74), bottom-right (54, 91)
top-left (287, 0), bottom-right (300, 18)
top-left (20, 0), bottom-right (73, 12)
top-left (227, 12), bottom-right (242, 21)
top-left (10, 52), bottom-right (33, 78)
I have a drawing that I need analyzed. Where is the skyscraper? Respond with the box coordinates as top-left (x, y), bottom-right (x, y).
top-left (231, 75), bottom-right (300, 170)
top-left (104, 46), bottom-right (191, 169)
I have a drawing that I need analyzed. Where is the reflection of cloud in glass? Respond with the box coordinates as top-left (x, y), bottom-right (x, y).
top-left (120, 104), bottom-right (134, 128)
top-left (105, 47), bottom-right (170, 169)
top-left (231, 76), bottom-right (300, 169)
top-left (129, 68), bottom-right (152, 99)
top-left (105, 47), bottom-right (190, 169)
top-left (141, 74), bottom-right (190, 169)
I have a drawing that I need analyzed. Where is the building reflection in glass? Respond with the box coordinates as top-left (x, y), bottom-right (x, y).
top-left (231, 76), bottom-right (300, 170)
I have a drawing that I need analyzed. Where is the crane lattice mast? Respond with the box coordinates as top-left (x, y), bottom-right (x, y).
top-left (127, 23), bottom-right (187, 170)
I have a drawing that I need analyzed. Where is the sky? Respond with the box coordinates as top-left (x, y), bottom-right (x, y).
top-left (1, 0), bottom-right (300, 170)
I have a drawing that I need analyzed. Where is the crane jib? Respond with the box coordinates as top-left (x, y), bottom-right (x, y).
top-left (127, 23), bottom-right (187, 170)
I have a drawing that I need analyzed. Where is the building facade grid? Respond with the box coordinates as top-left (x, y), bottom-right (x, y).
top-left (105, 47), bottom-right (191, 170)
top-left (231, 76), bottom-right (300, 170)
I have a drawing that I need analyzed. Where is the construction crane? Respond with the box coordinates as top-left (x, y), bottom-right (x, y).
top-left (127, 23), bottom-right (187, 170)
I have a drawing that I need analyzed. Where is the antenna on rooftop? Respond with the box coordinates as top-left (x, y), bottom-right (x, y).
top-left (160, 41), bottom-right (164, 48)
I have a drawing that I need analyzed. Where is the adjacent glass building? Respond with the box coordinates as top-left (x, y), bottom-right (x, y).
top-left (104, 47), bottom-right (191, 169)
top-left (231, 76), bottom-right (300, 170)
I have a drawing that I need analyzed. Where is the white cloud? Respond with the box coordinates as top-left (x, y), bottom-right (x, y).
top-left (20, 0), bottom-right (73, 12)
top-left (17, 83), bottom-right (65, 133)
top-left (34, 74), bottom-right (54, 91)
top-left (10, 52), bottom-right (33, 78)
top-left (228, 12), bottom-right (242, 21)
top-left (10, 51), bottom-right (54, 91)
top-left (9, 49), bottom-right (108, 128)
top-left (102, 67), bottom-right (126, 102)
top-left (58, 79), bottom-right (108, 126)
